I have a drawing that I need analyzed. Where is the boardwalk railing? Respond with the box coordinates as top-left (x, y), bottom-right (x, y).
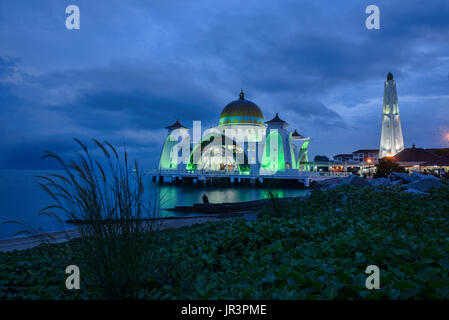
top-left (145, 169), bottom-right (351, 179)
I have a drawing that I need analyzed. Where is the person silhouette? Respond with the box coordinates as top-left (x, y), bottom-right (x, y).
top-left (202, 193), bottom-right (209, 204)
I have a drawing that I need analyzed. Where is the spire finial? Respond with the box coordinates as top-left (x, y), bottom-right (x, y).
top-left (387, 72), bottom-right (393, 80)
top-left (239, 89), bottom-right (244, 100)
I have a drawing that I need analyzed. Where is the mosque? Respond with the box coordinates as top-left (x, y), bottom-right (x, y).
top-left (158, 90), bottom-right (312, 177)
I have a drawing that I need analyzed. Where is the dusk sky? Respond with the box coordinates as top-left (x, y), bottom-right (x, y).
top-left (1, 0), bottom-right (448, 169)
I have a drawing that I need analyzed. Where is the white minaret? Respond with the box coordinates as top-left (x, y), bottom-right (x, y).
top-left (379, 72), bottom-right (404, 158)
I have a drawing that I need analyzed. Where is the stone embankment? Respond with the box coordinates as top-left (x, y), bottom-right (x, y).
top-left (313, 171), bottom-right (443, 194)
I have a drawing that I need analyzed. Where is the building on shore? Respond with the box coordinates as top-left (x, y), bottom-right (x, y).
top-left (379, 72), bottom-right (405, 158)
top-left (333, 154), bottom-right (353, 162)
top-left (158, 90), bottom-right (312, 177)
top-left (332, 72), bottom-right (403, 170)
top-left (330, 145), bottom-right (449, 177)
top-left (352, 149), bottom-right (379, 163)
top-left (333, 150), bottom-right (378, 164)
top-left (393, 144), bottom-right (449, 175)
top-left (329, 149), bottom-right (379, 175)
top-left (327, 72), bottom-right (449, 176)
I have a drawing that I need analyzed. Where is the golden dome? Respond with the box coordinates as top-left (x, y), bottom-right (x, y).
top-left (219, 90), bottom-right (264, 126)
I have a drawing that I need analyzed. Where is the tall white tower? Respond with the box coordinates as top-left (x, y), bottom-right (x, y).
top-left (379, 72), bottom-right (404, 158)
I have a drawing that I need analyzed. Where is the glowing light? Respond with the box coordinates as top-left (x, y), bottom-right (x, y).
top-left (367, 158), bottom-right (372, 163)
top-left (386, 153), bottom-right (393, 158)
top-left (379, 76), bottom-right (404, 158)
top-left (261, 130), bottom-right (285, 172)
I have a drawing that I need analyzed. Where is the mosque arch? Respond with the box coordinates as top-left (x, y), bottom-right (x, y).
top-left (261, 130), bottom-right (285, 173)
top-left (159, 134), bottom-right (180, 170)
top-left (186, 132), bottom-right (250, 174)
top-left (288, 133), bottom-right (298, 169)
top-left (297, 140), bottom-right (311, 171)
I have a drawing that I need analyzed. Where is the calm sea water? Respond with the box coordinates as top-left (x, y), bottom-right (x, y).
top-left (0, 170), bottom-right (307, 240)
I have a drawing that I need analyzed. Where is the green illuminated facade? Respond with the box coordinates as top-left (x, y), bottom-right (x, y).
top-left (158, 134), bottom-right (178, 170)
top-left (159, 92), bottom-right (311, 175)
top-left (261, 130), bottom-right (285, 172)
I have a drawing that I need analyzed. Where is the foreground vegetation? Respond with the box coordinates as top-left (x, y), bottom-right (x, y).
top-left (2, 184), bottom-right (449, 299)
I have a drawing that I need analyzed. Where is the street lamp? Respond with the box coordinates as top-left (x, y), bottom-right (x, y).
top-left (366, 158), bottom-right (373, 177)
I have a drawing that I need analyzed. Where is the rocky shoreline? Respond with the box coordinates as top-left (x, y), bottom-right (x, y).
top-left (313, 171), bottom-right (444, 194)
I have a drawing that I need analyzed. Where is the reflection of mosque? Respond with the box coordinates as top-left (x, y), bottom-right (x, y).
top-left (158, 91), bottom-right (311, 175)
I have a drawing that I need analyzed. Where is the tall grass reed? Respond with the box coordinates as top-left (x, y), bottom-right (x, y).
top-left (36, 138), bottom-right (160, 299)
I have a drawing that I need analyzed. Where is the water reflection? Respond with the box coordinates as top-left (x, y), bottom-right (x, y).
top-left (152, 180), bottom-right (307, 217)
top-left (0, 170), bottom-right (308, 239)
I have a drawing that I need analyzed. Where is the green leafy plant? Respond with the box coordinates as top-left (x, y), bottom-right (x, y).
top-left (2, 184), bottom-right (449, 300)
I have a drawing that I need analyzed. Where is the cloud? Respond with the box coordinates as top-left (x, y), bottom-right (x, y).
top-left (0, 0), bottom-right (449, 168)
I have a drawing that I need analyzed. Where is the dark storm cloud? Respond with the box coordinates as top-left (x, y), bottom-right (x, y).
top-left (25, 60), bottom-right (225, 133)
top-left (0, 0), bottom-right (449, 168)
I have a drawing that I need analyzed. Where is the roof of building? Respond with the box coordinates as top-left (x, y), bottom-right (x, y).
top-left (265, 113), bottom-right (287, 124)
top-left (334, 154), bottom-right (353, 158)
top-left (165, 120), bottom-right (188, 129)
top-left (291, 129), bottom-right (304, 139)
top-left (393, 145), bottom-right (442, 163)
top-left (425, 148), bottom-right (449, 157)
top-left (219, 90), bottom-right (264, 125)
top-left (421, 157), bottom-right (449, 166)
top-left (352, 149), bottom-right (379, 154)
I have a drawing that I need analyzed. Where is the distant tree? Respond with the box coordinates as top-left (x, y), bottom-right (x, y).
top-left (374, 157), bottom-right (405, 178)
top-left (429, 148), bottom-right (449, 157)
top-left (314, 155), bottom-right (330, 162)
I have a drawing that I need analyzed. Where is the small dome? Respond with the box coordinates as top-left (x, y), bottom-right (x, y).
top-left (387, 72), bottom-right (393, 81)
top-left (266, 113), bottom-right (287, 125)
top-left (165, 120), bottom-right (188, 129)
top-left (219, 90), bottom-right (264, 126)
top-left (291, 129), bottom-right (304, 139)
